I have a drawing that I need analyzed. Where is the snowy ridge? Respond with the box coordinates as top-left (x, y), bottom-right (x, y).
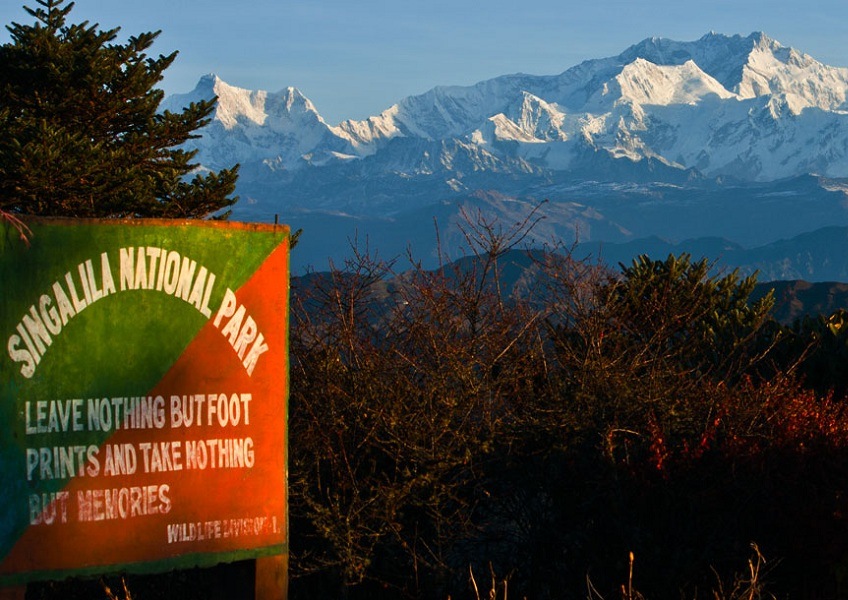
top-left (166, 32), bottom-right (848, 193)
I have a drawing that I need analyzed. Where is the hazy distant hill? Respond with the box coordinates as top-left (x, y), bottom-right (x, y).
top-left (574, 224), bottom-right (848, 282)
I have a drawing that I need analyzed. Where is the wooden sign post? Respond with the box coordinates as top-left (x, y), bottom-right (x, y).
top-left (0, 218), bottom-right (289, 598)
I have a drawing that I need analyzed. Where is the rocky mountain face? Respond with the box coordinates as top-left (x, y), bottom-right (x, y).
top-left (162, 32), bottom-right (848, 277)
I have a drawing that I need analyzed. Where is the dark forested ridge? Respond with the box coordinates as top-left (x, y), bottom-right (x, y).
top-left (283, 245), bottom-right (848, 600)
top-left (755, 279), bottom-right (848, 324)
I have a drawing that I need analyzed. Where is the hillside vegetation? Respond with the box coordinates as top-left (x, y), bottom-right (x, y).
top-left (287, 215), bottom-right (848, 600)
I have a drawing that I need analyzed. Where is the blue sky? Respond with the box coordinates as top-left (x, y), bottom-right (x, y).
top-left (2, 0), bottom-right (847, 124)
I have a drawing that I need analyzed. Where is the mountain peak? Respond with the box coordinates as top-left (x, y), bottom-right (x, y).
top-left (734, 33), bottom-right (848, 107)
top-left (177, 76), bottom-right (328, 130)
top-left (748, 30), bottom-right (777, 49)
top-left (615, 58), bottom-right (734, 106)
top-left (196, 72), bottom-right (222, 89)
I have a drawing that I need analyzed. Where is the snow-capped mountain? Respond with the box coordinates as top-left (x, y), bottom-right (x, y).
top-left (160, 74), bottom-right (360, 170)
top-left (363, 31), bottom-right (848, 181)
top-left (167, 32), bottom-right (848, 180)
top-left (162, 32), bottom-right (848, 274)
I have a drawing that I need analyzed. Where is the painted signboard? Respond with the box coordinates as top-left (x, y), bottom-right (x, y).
top-left (0, 217), bottom-right (289, 585)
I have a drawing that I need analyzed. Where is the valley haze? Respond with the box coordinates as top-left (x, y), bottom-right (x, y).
top-left (162, 32), bottom-right (848, 280)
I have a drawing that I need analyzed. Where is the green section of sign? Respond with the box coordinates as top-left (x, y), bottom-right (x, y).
top-left (0, 218), bottom-right (287, 565)
top-left (0, 543), bottom-right (288, 587)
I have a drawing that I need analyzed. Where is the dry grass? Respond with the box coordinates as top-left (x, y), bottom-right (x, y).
top-left (710, 543), bottom-right (776, 600)
top-left (466, 563), bottom-right (512, 600)
top-left (101, 578), bottom-right (132, 600)
top-left (586, 545), bottom-right (775, 600)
